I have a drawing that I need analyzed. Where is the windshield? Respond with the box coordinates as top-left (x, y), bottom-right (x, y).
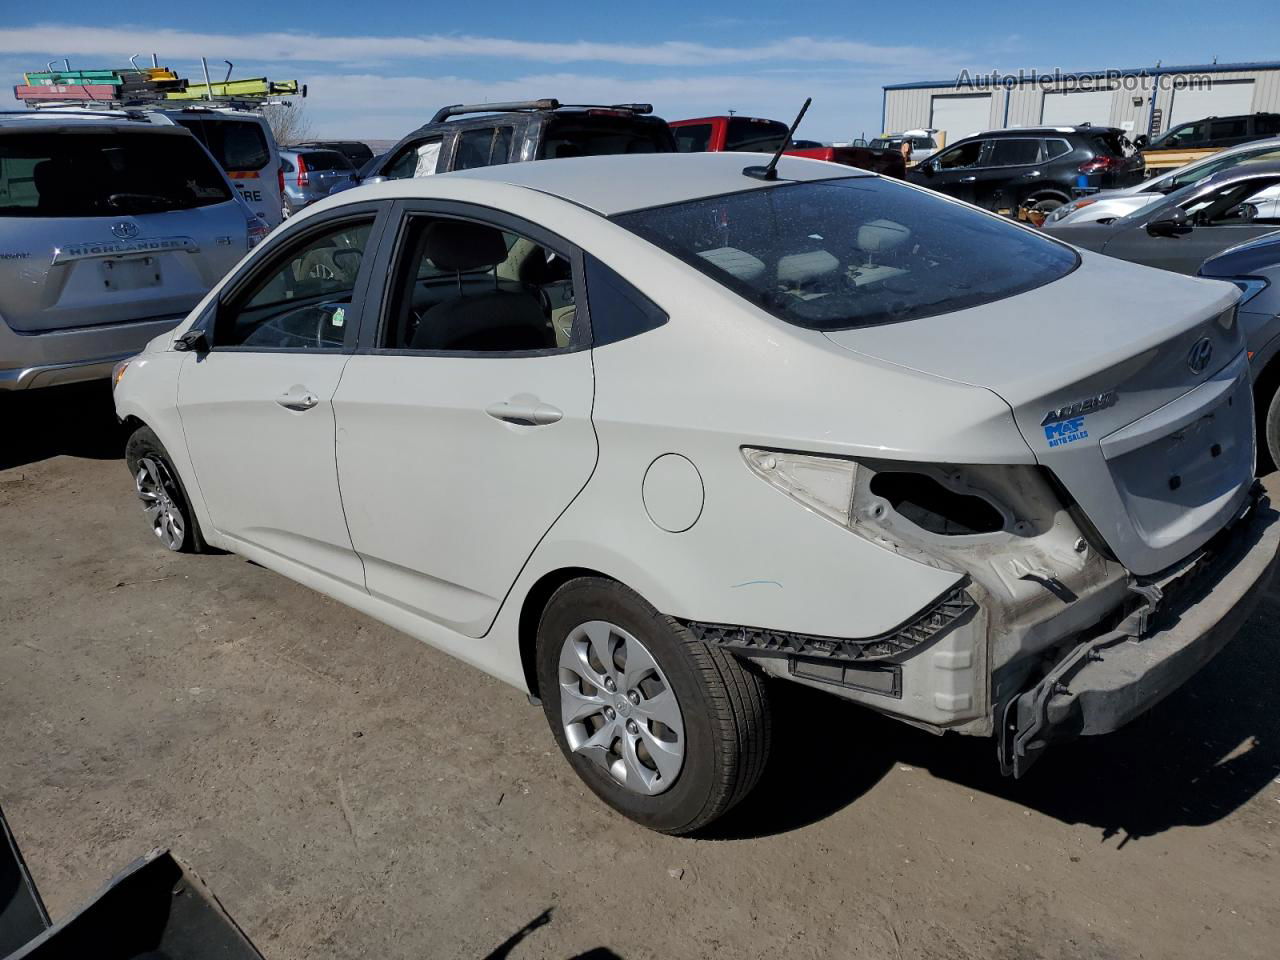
top-left (0, 129), bottom-right (233, 217)
top-left (613, 178), bottom-right (1079, 331)
top-left (301, 150), bottom-right (354, 171)
top-left (1159, 145), bottom-right (1280, 192)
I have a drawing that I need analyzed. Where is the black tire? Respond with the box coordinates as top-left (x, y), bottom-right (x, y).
top-left (124, 425), bottom-right (208, 553)
top-left (1264, 384), bottom-right (1280, 473)
top-left (536, 577), bottom-right (771, 835)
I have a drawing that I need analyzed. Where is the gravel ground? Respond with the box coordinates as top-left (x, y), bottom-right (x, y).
top-left (2, 382), bottom-right (1279, 959)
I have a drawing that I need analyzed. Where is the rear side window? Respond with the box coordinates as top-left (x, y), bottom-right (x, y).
top-left (614, 177), bottom-right (1079, 332)
top-left (674, 124), bottom-right (713, 153)
top-left (0, 129), bottom-right (232, 217)
top-left (1043, 139), bottom-right (1072, 159)
top-left (301, 151), bottom-right (353, 171)
top-left (175, 118), bottom-right (271, 172)
top-left (1258, 116), bottom-right (1280, 136)
top-left (724, 118), bottom-right (789, 153)
top-left (540, 117), bottom-right (674, 159)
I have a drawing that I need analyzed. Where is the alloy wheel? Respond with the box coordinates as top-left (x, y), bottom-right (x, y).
top-left (135, 456), bottom-right (185, 551)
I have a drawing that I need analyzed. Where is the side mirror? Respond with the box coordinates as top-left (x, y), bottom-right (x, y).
top-left (919, 161), bottom-right (935, 177)
top-left (173, 328), bottom-right (209, 353)
top-left (1146, 209), bottom-right (1193, 237)
top-left (1134, 134), bottom-right (1150, 150)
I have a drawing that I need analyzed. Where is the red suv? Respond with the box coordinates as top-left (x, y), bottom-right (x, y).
top-left (670, 115), bottom-right (905, 178)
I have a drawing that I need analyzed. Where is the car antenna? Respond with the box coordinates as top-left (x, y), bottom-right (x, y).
top-left (743, 97), bottom-right (811, 181)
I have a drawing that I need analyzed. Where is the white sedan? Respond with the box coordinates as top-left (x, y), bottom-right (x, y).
top-left (114, 153), bottom-right (1278, 833)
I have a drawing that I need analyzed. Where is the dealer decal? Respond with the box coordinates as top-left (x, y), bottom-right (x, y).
top-left (1044, 416), bottom-right (1088, 448)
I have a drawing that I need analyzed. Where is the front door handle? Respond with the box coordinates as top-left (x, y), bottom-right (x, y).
top-left (276, 386), bottom-right (320, 411)
top-left (485, 398), bottom-right (563, 425)
top-left (959, 176), bottom-right (977, 183)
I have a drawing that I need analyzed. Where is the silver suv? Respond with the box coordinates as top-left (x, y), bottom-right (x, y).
top-left (0, 110), bottom-right (257, 390)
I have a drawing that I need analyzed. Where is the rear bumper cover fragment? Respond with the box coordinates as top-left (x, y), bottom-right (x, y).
top-left (685, 584), bottom-right (975, 663)
top-left (1000, 486), bottom-right (1279, 777)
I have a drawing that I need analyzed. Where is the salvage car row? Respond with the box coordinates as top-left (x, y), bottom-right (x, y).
top-left (6, 91), bottom-right (1280, 836)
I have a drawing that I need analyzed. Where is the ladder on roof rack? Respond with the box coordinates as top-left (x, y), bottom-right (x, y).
top-left (13, 60), bottom-right (305, 111)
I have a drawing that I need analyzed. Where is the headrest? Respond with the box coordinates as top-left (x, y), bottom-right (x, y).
top-left (777, 250), bottom-right (839, 285)
top-left (857, 219), bottom-right (911, 254)
top-left (422, 220), bottom-right (508, 272)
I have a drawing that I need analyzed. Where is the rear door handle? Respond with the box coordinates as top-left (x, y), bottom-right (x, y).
top-left (276, 386), bottom-right (320, 411)
top-left (485, 399), bottom-right (563, 425)
top-left (959, 176), bottom-right (977, 183)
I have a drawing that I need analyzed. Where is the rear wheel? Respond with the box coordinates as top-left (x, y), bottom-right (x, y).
top-left (125, 426), bottom-right (206, 553)
top-left (536, 577), bottom-right (771, 834)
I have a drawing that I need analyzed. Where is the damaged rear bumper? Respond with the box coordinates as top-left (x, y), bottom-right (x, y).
top-left (1000, 487), bottom-right (1280, 777)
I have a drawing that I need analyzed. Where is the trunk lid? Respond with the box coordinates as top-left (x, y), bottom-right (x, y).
top-left (824, 252), bottom-right (1249, 574)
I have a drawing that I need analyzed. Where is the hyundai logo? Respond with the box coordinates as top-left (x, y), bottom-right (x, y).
top-left (1187, 337), bottom-right (1214, 375)
top-left (110, 221), bottom-right (139, 240)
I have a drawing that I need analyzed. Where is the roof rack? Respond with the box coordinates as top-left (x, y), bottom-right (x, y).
top-left (427, 99), bottom-right (653, 124)
top-left (13, 58), bottom-right (304, 112)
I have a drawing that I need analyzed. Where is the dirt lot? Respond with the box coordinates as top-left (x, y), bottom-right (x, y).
top-left (2, 383), bottom-right (1279, 959)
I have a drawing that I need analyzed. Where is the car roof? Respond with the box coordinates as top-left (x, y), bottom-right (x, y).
top-left (0, 108), bottom-right (177, 129)
top-left (974, 125), bottom-right (1121, 138)
top-left (431, 152), bottom-right (868, 215)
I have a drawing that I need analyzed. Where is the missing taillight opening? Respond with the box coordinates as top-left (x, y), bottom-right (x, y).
top-left (868, 472), bottom-right (1005, 536)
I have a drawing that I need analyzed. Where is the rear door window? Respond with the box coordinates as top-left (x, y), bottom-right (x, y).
top-left (674, 123), bottom-right (713, 152)
top-left (985, 139), bottom-right (1041, 167)
top-left (453, 126), bottom-right (514, 170)
top-left (174, 117), bottom-right (271, 172)
top-left (0, 129), bottom-right (232, 217)
top-left (1209, 118), bottom-right (1248, 141)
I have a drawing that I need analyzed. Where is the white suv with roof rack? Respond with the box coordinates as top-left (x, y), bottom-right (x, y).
top-left (0, 109), bottom-right (263, 390)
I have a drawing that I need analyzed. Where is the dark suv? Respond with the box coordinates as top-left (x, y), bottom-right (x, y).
top-left (293, 139), bottom-right (375, 168)
top-left (1139, 112), bottom-right (1280, 152)
top-left (906, 125), bottom-right (1144, 214)
top-left (334, 99), bottom-right (674, 193)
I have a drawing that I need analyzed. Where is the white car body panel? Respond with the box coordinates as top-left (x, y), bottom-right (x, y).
top-left (112, 153), bottom-right (1272, 745)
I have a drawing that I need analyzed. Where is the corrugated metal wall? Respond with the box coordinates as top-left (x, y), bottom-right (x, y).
top-left (884, 67), bottom-right (1280, 140)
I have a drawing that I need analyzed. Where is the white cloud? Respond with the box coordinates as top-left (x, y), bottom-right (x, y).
top-left (1, 24), bottom-right (966, 69)
top-left (299, 71), bottom-right (887, 141)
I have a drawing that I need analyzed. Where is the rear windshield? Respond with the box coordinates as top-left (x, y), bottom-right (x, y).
top-left (1089, 132), bottom-right (1134, 157)
top-left (0, 129), bottom-right (233, 218)
top-left (613, 177), bottom-right (1078, 331)
top-left (174, 117), bottom-right (271, 171)
top-left (301, 151), bottom-right (354, 171)
top-left (725, 118), bottom-right (789, 153)
top-left (540, 116), bottom-right (674, 159)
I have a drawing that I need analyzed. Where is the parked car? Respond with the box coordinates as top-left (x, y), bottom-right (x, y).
top-left (329, 98), bottom-right (675, 197)
top-left (160, 106), bottom-right (285, 228)
top-left (292, 139), bottom-right (374, 168)
top-left (113, 152), bottom-right (1277, 833)
top-left (0, 110), bottom-right (262, 391)
top-left (1047, 136), bottom-right (1280, 226)
top-left (908, 125), bottom-right (1144, 214)
top-left (870, 129), bottom-right (940, 161)
top-left (670, 114), bottom-right (905, 177)
top-left (1044, 161), bottom-right (1280, 274)
top-left (1139, 112), bottom-right (1280, 152)
top-left (279, 148), bottom-right (357, 216)
top-left (1199, 232), bottom-right (1280, 465)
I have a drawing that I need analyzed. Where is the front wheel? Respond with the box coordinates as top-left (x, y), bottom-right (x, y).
top-left (125, 426), bottom-right (206, 553)
top-left (536, 578), bottom-right (771, 834)
top-left (1263, 384), bottom-right (1280, 472)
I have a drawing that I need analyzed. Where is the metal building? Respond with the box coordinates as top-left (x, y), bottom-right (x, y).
top-left (881, 61), bottom-right (1280, 146)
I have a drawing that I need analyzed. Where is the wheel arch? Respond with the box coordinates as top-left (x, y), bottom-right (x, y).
top-left (517, 566), bottom-right (618, 699)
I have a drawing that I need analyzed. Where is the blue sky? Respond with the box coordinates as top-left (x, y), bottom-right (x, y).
top-left (5, 3), bottom-right (1278, 141)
